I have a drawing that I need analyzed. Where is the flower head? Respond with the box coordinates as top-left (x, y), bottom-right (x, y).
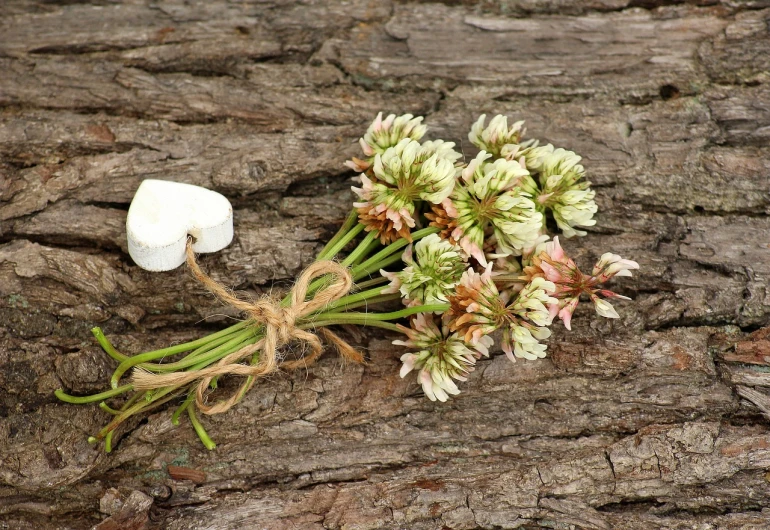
top-left (532, 147), bottom-right (597, 238)
top-left (353, 139), bottom-right (460, 243)
top-left (346, 112), bottom-right (428, 171)
top-left (396, 313), bottom-right (492, 402)
top-left (381, 234), bottom-right (467, 306)
top-left (447, 266), bottom-right (557, 362)
top-left (523, 237), bottom-right (639, 329)
top-left (469, 114), bottom-right (528, 158)
top-left (428, 152), bottom-right (543, 265)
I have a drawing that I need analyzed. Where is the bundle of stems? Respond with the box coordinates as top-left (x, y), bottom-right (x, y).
top-left (56, 210), bottom-right (444, 451)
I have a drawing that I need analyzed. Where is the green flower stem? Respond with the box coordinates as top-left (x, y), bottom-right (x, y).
top-left (108, 336), bottom-right (260, 417)
top-left (188, 405), bottom-right (216, 450)
top-left (110, 326), bottom-right (256, 386)
top-left (303, 319), bottom-right (402, 333)
top-left (104, 332), bottom-right (262, 427)
top-left (314, 293), bottom-right (402, 314)
top-left (180, 327), bottom-right (252, 363)
top-left (312, 303), bottom-right (449, 325)
top-left (162, 335), bottom-right (262, 411)
top-left (187, 333), bottom-right (261, 372)
top-left (116, 389), bottom-right (147, 413)
top-left (171, 391), bottom-right (197, 426)
top-left (316, 209), bottom-right (359, 261)
top-left (137, 327), bottom-right (257, 374)
top-left (303, 224), bottom-right (371, 300)
top-left (104, 431), bottom-right (114, 453)
top-left (319, 286), bottom-right (388, 313)
top-left (225, 336), bottom-right (267, 409)
top-left (352, 227), bottom-right (439, 276)
top-left (318, 222), bottom-right (365, 264)
top-left (306, 223), bottom-right (432, 306)
top-left (96, 320), bottom-right (249, 376)
top-left (97, 386), bottom-right (181, 440)
top-left (312, 227), bottom-right (438, 298)
top-left (340, 231), bottom-right (378, 267)
top-left (99, 402), bottom-right (121, 415)
top-left (352, 252), bottom-right (403, 282)
top-left (55, 384), bottom-right (134, 404)
top-left (352, 238), bottom-right (381, 267)
top-left (101, 388), bottom-right (184, 453)
top-left (492, 274), bottom-right (527, 283)
top-left (88, 386), bottom-right (179, 453)
top-left (354, 276), bottom-right (389, 291)
top-left (92, 328), bottom-right (129, 363)
top-left (233, 372), bottom-right (256, 406)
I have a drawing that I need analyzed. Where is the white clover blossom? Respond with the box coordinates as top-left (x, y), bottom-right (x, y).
top-left (442, 152), bottom-right (543, 264)
top-left (447, 265), bottom-right (557, 363)
top-left (469, 114), bottom-right (529, 157)
top-left (381, 234), bottom-right (467, 307)
top-left (352, 138), bottom-right (460, 243)
top-left (396, 313), bottom-right (492, 402)
top-left (363, 113), bottom-right (427, 155)
top-left (533, 147), bottom-right (597, 238)
top-left (592, 253), bottom-right (640, 280)
top-left (346, 113), bottom-right (428, 172)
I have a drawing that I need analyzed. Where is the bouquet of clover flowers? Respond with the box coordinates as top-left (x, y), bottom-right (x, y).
top-left (56, 113), bottom-right (638, 451)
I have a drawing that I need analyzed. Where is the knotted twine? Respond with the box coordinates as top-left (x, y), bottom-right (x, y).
top-left (132, 240), bottom-right (364, 415)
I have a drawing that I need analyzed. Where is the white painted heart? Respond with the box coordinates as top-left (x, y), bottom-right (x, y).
top-left (126, 179), bottom-right (233, 272)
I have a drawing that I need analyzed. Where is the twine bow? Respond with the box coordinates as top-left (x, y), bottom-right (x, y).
top-left (132, 241), bottom-right (363, 415)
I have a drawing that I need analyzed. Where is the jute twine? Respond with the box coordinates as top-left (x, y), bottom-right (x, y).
top-left (132, 240), bottom-right (363, 415)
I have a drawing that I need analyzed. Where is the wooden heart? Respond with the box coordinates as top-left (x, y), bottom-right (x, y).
top-left (126, 180), bottom-right (233, 271)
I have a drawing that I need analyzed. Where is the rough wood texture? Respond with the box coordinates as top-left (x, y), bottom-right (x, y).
top-left (1, 1), bottom-right (770, 529)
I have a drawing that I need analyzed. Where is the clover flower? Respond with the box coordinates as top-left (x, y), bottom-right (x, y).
top-left (531, 147), bottom-right (597, 238)
top-left (523, 237), bottom-right (639, 329)
top-left (353, 139), bottom-right (460, 244)
top-left (381, 234), bottom-right (467, 307)
top-left (396, 313), bottom-right (491, 402)
top-left (469, 114), bottom-right (532, 158)
top-left (447, 266), bottom-right (556, 362)
top-left (427, 152), bottom-right (543, 265)
top-left (346, 113), bottom-right (428, 172)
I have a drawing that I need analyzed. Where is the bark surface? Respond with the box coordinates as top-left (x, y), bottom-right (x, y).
top-left (1, 1), bottom-right (770, 529)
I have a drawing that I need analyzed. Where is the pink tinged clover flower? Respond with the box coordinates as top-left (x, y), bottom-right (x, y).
top-left (530, 147), bottom-right (597, 238)
top-left (523, 237), bottom-right (639, 330)
top-left (444, 152), bottom-right (544, 265)
top-left (395, 313), bottom-right (492, 402)
top-left (345, 112), bottom-right (428, 172)
top-left (447, 266), bottom-right (557, 363)
top-left (352, 138), bottom-right (460, 244)
top-left (380, 233), bottom-right (467, 307)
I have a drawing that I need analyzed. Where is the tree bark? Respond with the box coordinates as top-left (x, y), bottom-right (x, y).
top-left (1, 1), bottom-right (770, 528)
